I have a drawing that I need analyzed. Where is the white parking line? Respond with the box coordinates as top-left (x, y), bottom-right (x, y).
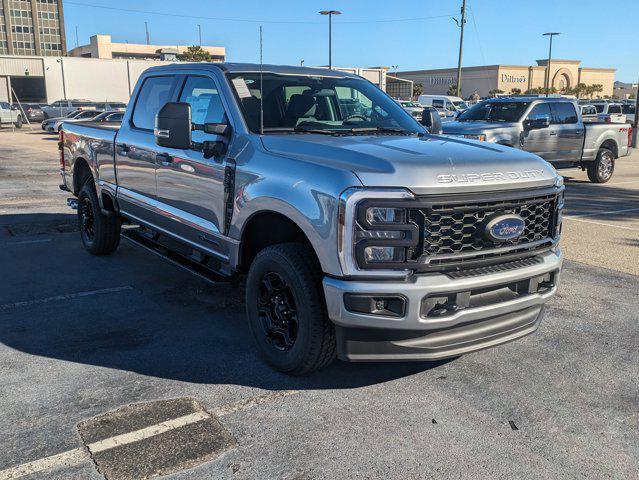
top-left (0, 390), bottom-right (299, 479)
top-left (0, 286), bottom-right (133, 311)
top-left (563, 216), bottom-right (639, 232)
top-left (3, 238), bottom-right (52, 246)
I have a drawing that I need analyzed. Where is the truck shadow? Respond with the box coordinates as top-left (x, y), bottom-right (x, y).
top-left (0, 215), bottom-right (448, 390)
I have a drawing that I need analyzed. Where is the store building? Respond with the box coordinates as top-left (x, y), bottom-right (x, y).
top-left (0, 0), bottom-right (66, 56)
top-left (396, 59), bottom-right (615, 98)
top-left (68, 34), bottom-right (225, 61)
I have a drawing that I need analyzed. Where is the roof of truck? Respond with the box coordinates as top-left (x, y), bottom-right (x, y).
top-left (485, 96), bottom-right (576, 103)
top-left (144, 62), bottom-right (359, 78)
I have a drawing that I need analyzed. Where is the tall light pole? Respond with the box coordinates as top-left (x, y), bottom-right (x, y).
top-left (319, 10), bottom-right (341, 69)
top-left (453, 0), bottom-right (467, 98)
top-left (198, 25), bottom-right (202, 46)
top-left (543, 32), bottom-right (560, 96)
top-left (145, 21), bottom-right (150, 45)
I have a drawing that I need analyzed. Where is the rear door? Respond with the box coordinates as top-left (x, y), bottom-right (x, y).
top-left (549, 102), bottom-right (583, 162)
top-left (154, 74), bottom-right (231, 256)
top-left (115, 74), bottom-right (179, 225)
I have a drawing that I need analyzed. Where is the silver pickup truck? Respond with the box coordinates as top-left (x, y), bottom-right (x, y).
top-left (442, 97), bottom-right (633, 183)
top-left (60, 63), bottom-right (564, 375)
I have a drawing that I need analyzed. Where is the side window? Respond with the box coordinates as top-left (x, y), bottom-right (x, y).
top-left (132, 76), bottom-right (176, 130)
top-left (550, 103), bottom-right (578, 124)
top-left (527, 102), bottom-right (551, 121)
top-left (432, 99), bottom-right (444, 108)
top-left (178, 76), bottom-right (226, 143)
top-left (608, 105), bottom-right (621, 114)
top-left (0, 102), bottom-right (9, 109)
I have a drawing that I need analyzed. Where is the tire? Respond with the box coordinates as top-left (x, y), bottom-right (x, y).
top-left (77, 181), bottom-right (121, 255)
top-left (246, 243), bottom-right (336, 375)
top-left (587, 148), bottom-right (615, 183)
top-left (14, 115), bottom-right (23, 129)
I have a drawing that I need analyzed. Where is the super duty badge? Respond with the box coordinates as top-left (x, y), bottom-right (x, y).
top-left (437, 170), bottom-right (545, 183)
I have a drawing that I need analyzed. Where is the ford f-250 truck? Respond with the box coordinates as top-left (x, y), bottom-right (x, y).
top-left (442, 96), bottom-right (632, 183)
top-left (60, 64), bottom-right (564, 375)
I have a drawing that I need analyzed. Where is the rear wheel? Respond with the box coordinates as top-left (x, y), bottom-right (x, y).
top-left (246, 243), bottom-right (336, 375)
top-left (587, 148), bottom-right (615, 183)
top-left (77, 181), bottom-right (121, 255)
top-left (14, 115), bottom-right (23, 128)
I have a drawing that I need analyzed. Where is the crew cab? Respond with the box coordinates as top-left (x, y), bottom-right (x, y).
top-left (442, 97), bottom-right (632, 183)
top-left (60, 64), bottom-right (564, 375)
top-left (0, 101), bottom-right (23, 128)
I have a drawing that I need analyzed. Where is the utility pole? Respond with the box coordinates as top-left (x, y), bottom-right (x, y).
top-left (198, 25), bottom-right (202, 46)
top-left (634, 74), bottom-right (639, 147)
top-left (75, 26), bottom-right (79, 48)
top-left (145, 22), bottom-right (150, 45)
top-left (543, 32), bottom-right (560, 96)
top-left (319, 10), bottom-right (341, 69)
top-left (454, 0), bottom-right (467, 98)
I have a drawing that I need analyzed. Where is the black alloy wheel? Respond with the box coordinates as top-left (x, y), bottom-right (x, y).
top-left (257, 272), bottom-right (299, 351)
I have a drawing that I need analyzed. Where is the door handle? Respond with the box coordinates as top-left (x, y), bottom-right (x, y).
top-left (118, 144), bottom-right (130, 154)
top-left (156, 153), bottom-right (173, 166)
top-left (549, 131), bottom-right (558, 136)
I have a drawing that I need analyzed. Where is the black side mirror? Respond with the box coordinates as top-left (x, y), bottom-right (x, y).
top-left (203, 123), bottom-right (230, 136)
top-left (524, 114), bottom-right (550, 130)
top-left (155, 102), bottom-right (192, 149)
top-left (420, 107), bottom-right (443, 135)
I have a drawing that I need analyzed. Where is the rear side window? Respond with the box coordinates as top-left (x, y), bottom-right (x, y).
top-left (132, 76), bottom-right (176, 130)
top-left (550, 103), bottom-right (578, 124)
top-left (607, 104), bottom-right (621, 114)
top-left (432, 99), bottom-right (444, 108)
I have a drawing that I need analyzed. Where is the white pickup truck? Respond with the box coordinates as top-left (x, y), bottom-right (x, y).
top-left (0, 102), bottom-right (23, 128)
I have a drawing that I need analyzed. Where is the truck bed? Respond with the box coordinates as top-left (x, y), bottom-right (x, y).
top-left (582, 121), bottom-right (632, 161)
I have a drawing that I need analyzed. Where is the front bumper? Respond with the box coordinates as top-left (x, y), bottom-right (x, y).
top-left (323, 249), bottom-right (562, 361)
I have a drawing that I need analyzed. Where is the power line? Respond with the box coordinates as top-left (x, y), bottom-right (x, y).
top-left (468, 1), bottom-right (485, 64)
top-left (64, 2), bottom-right (453, 25)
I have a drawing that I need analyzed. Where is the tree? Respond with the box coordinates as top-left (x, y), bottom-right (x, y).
top-left (412, 83), bottom-right (423, 98)
top-left (447, 84), bottom-right (458, 96)
top-left (488, 89), bottom-right (504, 97)
top-left (510, 88), bottom-right (522, 95)
top-left (178, 45), bottom-right (212, 62)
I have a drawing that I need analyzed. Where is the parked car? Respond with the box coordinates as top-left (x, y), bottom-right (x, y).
top-left (91, 102), bottom-right (128, 112)
top-left (88, 111), bottom-right (125, 123)
top-left (21, 103), bottom-right (46, 123)
top-left (44, 109), bottom-right (103, 133)
top-left (41, 99), bottom-right (94, 119)
top-left (397, 100), bottom-right (424, 120)
top-left (418, 95), bottom-right (469, 119)
top-left (0, 101), bottom-right (23, 128)
top-left (442, 97), bottom-right (633, 183)
top-left (61, 63), bottom-right (564, 375)
top-left (591, 102), bottom-right (626, 123)
top-left (580, 104), bottom-right (598, 123)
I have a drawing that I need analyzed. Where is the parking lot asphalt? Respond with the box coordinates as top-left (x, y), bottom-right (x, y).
top-left (0, 128), bottom-right (637, 479)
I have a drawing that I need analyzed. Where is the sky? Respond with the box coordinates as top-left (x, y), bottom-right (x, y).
top-left (62, 0), bottom-right (638, 82)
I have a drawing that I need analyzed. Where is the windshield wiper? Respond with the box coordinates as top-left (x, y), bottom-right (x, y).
top-left (343, 127), bottom-right (413, 135)
top-left (293, 126), bottom-right (341, 135)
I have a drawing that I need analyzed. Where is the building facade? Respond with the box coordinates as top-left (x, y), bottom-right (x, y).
top-left (0, 0), bottom-right (66, 56)
top-left (68, 35), bottom-right (225, 61)
top-left (397, 60), bottom-right (615, 98)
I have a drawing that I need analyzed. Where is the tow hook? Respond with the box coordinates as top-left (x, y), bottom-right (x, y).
top-left (67, 198), bottom-right (78, 210)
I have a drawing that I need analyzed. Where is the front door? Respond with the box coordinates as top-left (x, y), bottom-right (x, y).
top-left (115, 74), bottom-right (178, 225)
top-left (0, 102), bottom-right (11, 123)
top-left (154, 74), bottom-right (231, 259)
top-left (522, 102), bottom-right (554, 160)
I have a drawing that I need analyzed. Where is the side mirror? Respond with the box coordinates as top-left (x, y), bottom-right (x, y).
top-left (201, 123), bottom-right (230, 136)
top-left (420, 107), bottom-right (443, 135)
top-left (524, 114), bottom-right (550, 130)
top-left (155, 102), bottom-right (192, 149)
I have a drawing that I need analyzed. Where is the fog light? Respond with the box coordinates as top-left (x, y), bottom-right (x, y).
top-left (364, 246), bottom-right (404, 262)
top-left (344, 294), bottom-right (406, 317)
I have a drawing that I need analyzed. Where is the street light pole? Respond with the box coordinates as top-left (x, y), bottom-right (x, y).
top-left (543, 32), bottom-right (560, 96)
top-left (454, 0), bottom-right (467, 98)
top-left (319, 10), bottom-right (341, 69)
top-left (198, 25), bottom-right (202, 46)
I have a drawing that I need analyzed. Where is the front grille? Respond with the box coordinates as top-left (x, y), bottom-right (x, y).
top-left (409, 189), bottom-right (561, 270)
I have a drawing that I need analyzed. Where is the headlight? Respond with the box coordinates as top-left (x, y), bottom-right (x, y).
top-left (463, 134), bottom-right (487, 141)
top-left (338, 188), bottom-right (417, 277)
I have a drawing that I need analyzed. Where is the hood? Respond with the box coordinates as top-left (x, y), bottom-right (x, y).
top-left (442, 121), bottom-right (517, 135)
top-left (260, 134), bottom-right (557, 195)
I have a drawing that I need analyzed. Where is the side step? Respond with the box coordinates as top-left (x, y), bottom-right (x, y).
top-left (121, 228), bottom-right (236, 285)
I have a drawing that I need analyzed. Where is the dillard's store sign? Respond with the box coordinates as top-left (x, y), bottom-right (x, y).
top-left (501, 73), bottom-right (527, 83)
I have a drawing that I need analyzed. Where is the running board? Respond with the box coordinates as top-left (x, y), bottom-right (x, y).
top-left (121, 228), bottom-right (236, 285)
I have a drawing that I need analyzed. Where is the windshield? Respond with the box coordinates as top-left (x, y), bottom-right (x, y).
top-left (457, 100), bottom-right (530, 122)
top-left (228, 72), bottom-right (422, 135)
top-left (453, 101), bottom-right (469, 110)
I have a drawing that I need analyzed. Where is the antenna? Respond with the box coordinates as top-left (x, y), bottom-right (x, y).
top-left (259, 25), bottom-right (264, 135)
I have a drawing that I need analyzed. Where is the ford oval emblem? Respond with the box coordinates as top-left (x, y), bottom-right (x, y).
top-left (485, 214), bottom-right (526, 242)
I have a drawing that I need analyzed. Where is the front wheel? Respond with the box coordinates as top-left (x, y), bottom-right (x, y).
top-left (587, 148), bottom-right (615, 183)
top-left (77, 182), bottom-right (121, 255)
top-left (14, 115), bottom-right (23, 128)
top-left (246, 243), bottom-right (336, 375)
